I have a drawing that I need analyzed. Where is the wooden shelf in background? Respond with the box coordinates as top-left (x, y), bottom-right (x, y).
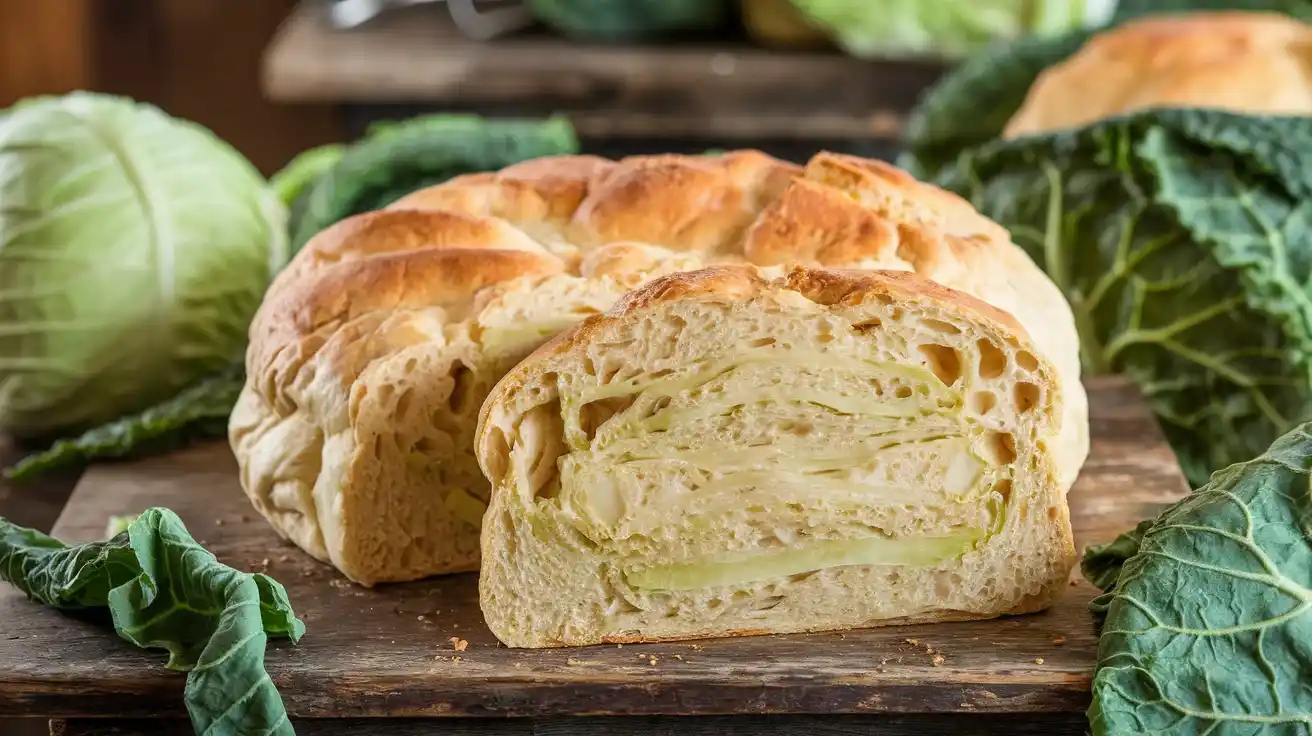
top-left (262, 3), bottom-right (949, 141)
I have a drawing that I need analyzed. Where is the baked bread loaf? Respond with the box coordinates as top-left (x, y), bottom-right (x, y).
top-left (230, 150), bottom-right (1089, 586)
top-left (1005, 11), bottom-right (1312, 138)
top-left (476, 265), bottom-right (1076, 647)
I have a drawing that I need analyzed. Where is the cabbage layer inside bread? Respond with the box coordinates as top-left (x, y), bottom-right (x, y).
top-left (476, 266), bottom-right (1076, 647)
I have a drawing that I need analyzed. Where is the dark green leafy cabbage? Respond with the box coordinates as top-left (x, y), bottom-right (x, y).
top-left (529, 0), bottom-right (731, 40)
top-left (1087, 422), bottom-right (1312, 734)
top-left (1113, 0), bottom-right (1312, 18)
top-left (290, 115), bottom-right (580, 250)
top-left (933, 109), bottom-right (1312, 486)
top-left (0, 507), bottom-right (304, 735)
top-left (899, 29), bottom-right (1089, 178)
top-left (5, 362), bottom-right (243, 480)
top-left (1081, 518), bottom-right (1152, 593)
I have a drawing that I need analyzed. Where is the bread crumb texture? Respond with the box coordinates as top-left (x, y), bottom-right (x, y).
top-left (476, 264), bottom-right (1082, 647)
top-left (1005, 11), bottom-right (1312, 137)
top-left (230, 149), bottom-right (1088, 588)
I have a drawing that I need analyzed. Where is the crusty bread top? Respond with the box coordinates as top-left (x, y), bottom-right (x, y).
top-left (493, 263), bottom-right (1030, 379)
top-left (1004, 11), bottom-right (1312, 138)
top-left (245, 150), bottom-right (1034, 409)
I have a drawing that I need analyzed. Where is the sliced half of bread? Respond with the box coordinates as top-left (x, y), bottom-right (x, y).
top-left (476, 265), bottom-right (1076, 648)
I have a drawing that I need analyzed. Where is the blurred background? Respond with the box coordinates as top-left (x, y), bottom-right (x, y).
top-left (1, 0), bottom-right (967, 173)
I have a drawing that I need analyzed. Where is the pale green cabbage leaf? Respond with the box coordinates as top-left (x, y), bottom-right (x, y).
top-left (790, 0), bottom-right (1116, 59)
top-left (0, 92), bottom-right (287, 438)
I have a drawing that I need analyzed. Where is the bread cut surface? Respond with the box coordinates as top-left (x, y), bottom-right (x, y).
top-left (1005, 11), bottom-right (1312, 138)
top-left (230, 150), bottom-right (1089, 586)
top-left (476, 266), bottom-right (1076, 647)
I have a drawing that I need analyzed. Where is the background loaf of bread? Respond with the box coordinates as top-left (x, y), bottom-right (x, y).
top-left (1005, 11), bottom-right (1312, 138)
top-left (229, 150), bottom-right (1089, 586)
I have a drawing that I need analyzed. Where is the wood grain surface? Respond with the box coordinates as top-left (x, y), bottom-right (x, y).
top-left (262, 4), bottom-right (945, 140)
top-left (0, 376), bottom-right (1187, 721)
top-left (50, 713), bottom-right (1087, 735)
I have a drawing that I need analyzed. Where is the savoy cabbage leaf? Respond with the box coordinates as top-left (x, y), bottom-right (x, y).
top-left (0, 508), bottom-right (304, 735)
top-left (899, 29), bottom-right (1089, 178)
top-left (933, 109), bottom-right (1312, 486)
top-left (1089, 421), bottom-right (1312, 735)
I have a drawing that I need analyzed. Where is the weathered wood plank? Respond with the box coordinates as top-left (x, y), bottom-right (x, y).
top-left (50, 713), bottom-right (1088, 736)
top-left (0, 376), bottom-right (1187, 720)
top-left (0, 437), bottom-right (84, 736)
top-left (262, 4), bottom-right (946, 140)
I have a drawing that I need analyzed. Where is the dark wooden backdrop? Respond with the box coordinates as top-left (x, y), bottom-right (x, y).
top-left (0, 0), bottom-right (342, 174)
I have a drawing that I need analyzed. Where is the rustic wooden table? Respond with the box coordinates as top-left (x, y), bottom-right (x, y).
top-left (1, 377), bottom-right (1188, 736)
top-left (0, 439), bottom-right (86, 736)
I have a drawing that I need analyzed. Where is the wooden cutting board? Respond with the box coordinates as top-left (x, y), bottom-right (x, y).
top-left (0, 376), bottom-right (1187, 727)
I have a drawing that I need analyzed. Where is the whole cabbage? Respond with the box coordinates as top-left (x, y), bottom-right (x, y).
top-left (0, 93), bottom-right (286, 438)
top-left (790, 0), bottom-right (1118, 59)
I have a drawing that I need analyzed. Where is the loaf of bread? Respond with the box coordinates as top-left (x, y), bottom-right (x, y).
top-left (476, 265), bottom-right (1076, 647)
top-left (230, 150), bottom-right (1088, 586)
top-left (1005, 11), bottom-right (1312, 138)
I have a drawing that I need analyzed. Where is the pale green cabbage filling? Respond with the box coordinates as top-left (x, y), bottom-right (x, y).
top-left (623, 531), bottom-right (983, 591)
top-left (523, 351), bottom-right (1009, 590)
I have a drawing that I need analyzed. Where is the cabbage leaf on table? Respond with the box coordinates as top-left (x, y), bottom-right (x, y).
top-left (1083, 421), bottom-right (1312, 735)
top-left (0, 507), bottom-right (305, 735)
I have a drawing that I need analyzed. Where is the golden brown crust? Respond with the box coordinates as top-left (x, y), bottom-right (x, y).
top-left (781, 267), bottom-right (1028, 335)
top-left (236, 147), bottom-right (1088, 585)
top-left (249, 248), bottom-right (563, 404)
top-left (1005, 11), bottom-right (1312, 137)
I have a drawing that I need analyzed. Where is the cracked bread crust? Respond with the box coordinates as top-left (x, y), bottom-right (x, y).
top-left (230, 149), bottom-right (1089, 586)
top-left (1005, 11), bottom-right (1312, 138)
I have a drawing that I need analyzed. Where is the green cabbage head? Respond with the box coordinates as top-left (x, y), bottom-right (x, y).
top-left (790, 0), bottom-right (1119, 58)
top-left (0, 93), bottom-right (287, 438)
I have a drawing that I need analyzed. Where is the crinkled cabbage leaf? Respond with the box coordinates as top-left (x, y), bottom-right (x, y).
top-left (0, 507), bottom-right (304, 735)
top-left (931, 109), bottom-right (1312, 486)
top-left (1086, 421), bottom-right (1312, 735)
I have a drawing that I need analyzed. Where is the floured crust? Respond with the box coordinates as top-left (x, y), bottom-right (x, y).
top-left (232, 149), bottom-right (1089, 586)
top-left (1005, 11), bottom-right (1312, 138)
